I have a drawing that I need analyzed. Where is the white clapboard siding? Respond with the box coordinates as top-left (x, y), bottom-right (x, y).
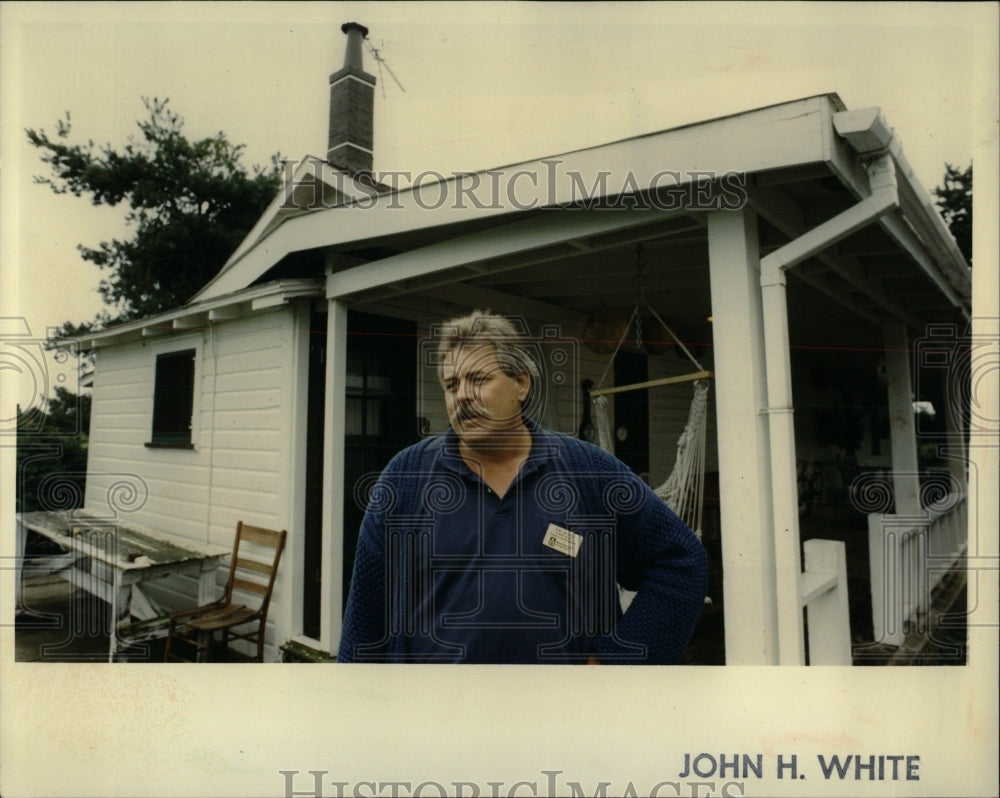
top-left (200, 311), bottom-right (291, 549)
top-left (208, 429), bottom-right (282, 451)
top-left (82, 307), bottom-right (298, 661)
top-left (210, 448), bottom-right (282, 473)
top-left (85, 331), bottom-right (205, 524)
top-left (83, 310), bottom-right (296, 552)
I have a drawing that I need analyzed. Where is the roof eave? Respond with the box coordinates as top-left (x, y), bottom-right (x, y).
top-left (82, 278), bottom-right (324, 349)
top-left (829, 107), bottom-right (972, 316)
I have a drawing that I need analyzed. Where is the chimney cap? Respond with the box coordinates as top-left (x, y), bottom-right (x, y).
top-left (341, 22), bottom-right (369, 37)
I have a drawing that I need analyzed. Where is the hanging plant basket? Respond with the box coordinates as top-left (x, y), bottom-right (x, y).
top-left (641, 320), bottom-right (675, 356)
top-left (582, 307), bottom-right (631, 355)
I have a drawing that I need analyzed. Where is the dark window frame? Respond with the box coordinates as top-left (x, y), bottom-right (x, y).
top-left (146, 348), bottom-right (196, 449)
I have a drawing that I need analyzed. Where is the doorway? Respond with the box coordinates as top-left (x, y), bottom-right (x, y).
top-left (341, 312), bottom-right (419, 607)
top-left (613, 350), bottom-right (650, 479)
top-left (301, 309), bottom-right (418, 640)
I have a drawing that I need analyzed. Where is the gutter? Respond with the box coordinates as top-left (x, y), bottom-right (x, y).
top-left (759, 150), bottom-right (900, 665)
top-left (832, 107), bottom-right (970, 315)
top-left (885, 135), bottom-right (971, 313)
top-left (760, 154), bottom-right (900, 285)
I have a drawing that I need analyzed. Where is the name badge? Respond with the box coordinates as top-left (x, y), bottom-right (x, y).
top-left (542, 523), bottom-right (583, 558)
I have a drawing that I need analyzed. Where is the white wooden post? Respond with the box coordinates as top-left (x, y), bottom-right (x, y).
top-left (802, 538), bottom-right (852, 664)
top-left (321, 297), bottom-right (348, 655)
top-left (883, 321), bottom-right (922, 516)
top-left (197, 560), bottom-right (218, 605)
top-left (943, 379), bottom-right (968, 489)
top-left (285, 302), bottom-right (313, 640)
top-left (707, 208), bottom-right (779, 664)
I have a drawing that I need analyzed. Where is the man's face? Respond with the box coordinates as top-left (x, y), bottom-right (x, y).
top-left (442, 344), bottom-right (530, 448)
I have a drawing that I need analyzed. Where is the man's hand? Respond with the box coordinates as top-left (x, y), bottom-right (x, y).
top-left (587, 654), bottom-right (601, 665)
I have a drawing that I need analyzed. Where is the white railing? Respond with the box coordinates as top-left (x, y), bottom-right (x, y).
top-left (800, 538), bottom-right (852, 664)
top-left (868, 492), bottom-right (968, 647)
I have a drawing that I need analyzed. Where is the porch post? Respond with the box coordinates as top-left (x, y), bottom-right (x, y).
top-left (883, 321), bottom-right (922, 515)
top-left (707, 207), bottom-right (779, 664)
top-left (943, 365), bottom-right (968, 490)
top-left (320, 298), bottom-right (349, 654)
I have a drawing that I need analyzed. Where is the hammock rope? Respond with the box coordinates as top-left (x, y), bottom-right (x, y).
top-left (587, 245), bottom-right (712, 538)
top-left (652, 380), bottom-right (710, 537)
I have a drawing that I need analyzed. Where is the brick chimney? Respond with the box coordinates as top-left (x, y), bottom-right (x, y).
top-left (328, 22), bottom-right (375, 174)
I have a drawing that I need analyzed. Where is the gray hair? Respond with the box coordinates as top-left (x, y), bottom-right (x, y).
top-left (434, 310), bottom-right (540, 389)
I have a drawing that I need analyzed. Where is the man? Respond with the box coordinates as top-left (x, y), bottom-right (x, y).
top-left (338, 310), bottom-right (707, 663)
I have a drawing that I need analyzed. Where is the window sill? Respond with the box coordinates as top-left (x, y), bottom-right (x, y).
top-left (144, 441), bottom-right (196, 450)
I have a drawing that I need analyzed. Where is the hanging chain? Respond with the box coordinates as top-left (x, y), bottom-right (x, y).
top-left (634, 244), bottom-right (645, 352)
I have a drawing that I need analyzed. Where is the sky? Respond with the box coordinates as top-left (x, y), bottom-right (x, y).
top-left (1, 0), bottom-right (996, 406)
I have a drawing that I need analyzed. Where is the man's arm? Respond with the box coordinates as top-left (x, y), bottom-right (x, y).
top-left (337, 511), bottom-right (390, 662)
top-left (595, 479), bottom-right (709, 664)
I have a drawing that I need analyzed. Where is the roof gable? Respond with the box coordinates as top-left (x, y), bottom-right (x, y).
top-left (193, 157), bottom-right (384, 301)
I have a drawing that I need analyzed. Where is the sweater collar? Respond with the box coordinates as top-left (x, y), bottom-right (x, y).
top-left (440, 417), bottom-right (558, 479)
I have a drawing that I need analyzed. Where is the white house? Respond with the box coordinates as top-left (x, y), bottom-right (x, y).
top-left (76, 23), bottom-right (971, 664)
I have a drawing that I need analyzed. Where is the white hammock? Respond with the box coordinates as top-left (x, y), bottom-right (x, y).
top-left (586, 248), bottom-right (713, 610)
top-left (587, 299), bottom-right (712, 538)
top-left (652, 379), bottom-right (710, 537)
top-left (596, 379), bottom-right (711, 612)
top-left (592, 379), bottom-right (710, 538)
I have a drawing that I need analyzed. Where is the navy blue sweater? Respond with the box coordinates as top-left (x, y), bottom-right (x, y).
top-left (338, 421), bottom-right (707, 663)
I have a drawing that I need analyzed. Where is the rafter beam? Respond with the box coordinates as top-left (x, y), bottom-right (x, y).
top-left (332, 206), bottom-right (690, 303)
top-left (172, 314), bottom-right (208, 330)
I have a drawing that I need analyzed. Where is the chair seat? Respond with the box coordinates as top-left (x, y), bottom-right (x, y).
top-left (183, 604), bottom-right (256, 632)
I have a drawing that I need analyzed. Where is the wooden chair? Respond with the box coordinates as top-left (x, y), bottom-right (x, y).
top-left (164, 522), bottom-right (286, 662)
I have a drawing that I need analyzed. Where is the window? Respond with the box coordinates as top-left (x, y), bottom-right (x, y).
top-left (344, 346), bottom-right (390, 438)
top-left (148, 349), bottom-right (196, 447)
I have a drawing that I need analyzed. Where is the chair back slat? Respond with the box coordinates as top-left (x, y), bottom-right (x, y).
top-left (227, 523), bottom-right (286, 605)
top-left (235, 556), bottom-right (272, 575)
top-left (239, 524), bottom-right (283, 547)
top-left (232, 576), bottom-right (269, 595)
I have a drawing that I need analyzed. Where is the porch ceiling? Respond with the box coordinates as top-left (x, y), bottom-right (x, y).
top-left (345, 159), bottom-right (967, 348)
top-left (466, 221), bottom-right (711, 323)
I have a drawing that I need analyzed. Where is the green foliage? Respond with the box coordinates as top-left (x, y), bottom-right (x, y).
top-left (22, 99), bottom-right (280, 515)
top-left (932, 163), bottom-right (972, 267)
top-left (16, 387), bottom-right (92, 513)
top-left (26, 97), bottom-right (283, 325)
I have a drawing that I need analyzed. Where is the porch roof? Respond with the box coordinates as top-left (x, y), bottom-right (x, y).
top-left (183, 93), bottom-right (969, 335)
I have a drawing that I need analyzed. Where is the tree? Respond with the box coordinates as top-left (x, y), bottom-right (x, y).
top-left (20, 99), bottom-right (281, 515)
top-left (26, 97), bottom-right (283, 330)
top-left (932, 163), bottom-right (972, 267)
top-left (16, 387), bottom-right (91, 513)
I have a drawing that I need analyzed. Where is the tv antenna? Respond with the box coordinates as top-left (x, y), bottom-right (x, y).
top-left (363, 39), bottom-right (406, 98)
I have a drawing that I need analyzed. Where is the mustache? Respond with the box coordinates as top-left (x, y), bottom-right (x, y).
top-left (454, 404), bottom-right (484, 421)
